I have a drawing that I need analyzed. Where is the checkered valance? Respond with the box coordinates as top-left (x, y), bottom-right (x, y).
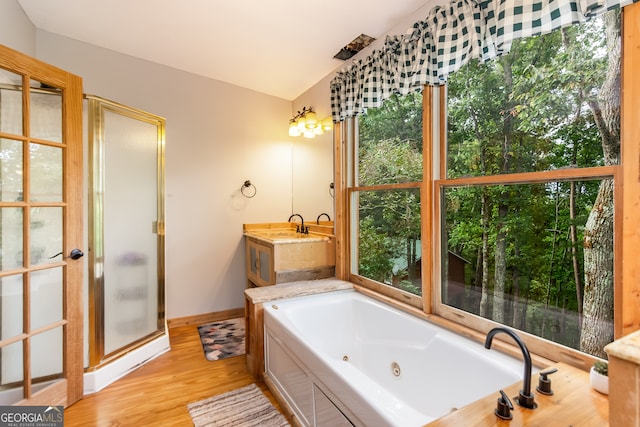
top-left (330, 0), bottom-right (636, 121)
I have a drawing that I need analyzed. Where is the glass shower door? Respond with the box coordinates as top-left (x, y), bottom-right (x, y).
top-left (88, 96), bottom-right (165, 365)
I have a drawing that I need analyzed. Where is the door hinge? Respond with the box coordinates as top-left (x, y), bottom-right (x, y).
top-left (153, 221), bottom-right (165, 235)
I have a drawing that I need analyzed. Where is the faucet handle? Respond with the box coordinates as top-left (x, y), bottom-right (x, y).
top-left (495, 390), bottom-right (514, 420)
top-left (536, 367), bottom-right (558, 395)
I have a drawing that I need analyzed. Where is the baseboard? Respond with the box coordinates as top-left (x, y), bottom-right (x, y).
top-left (167, 307), bottom-right (244, 328)
top-left (83, 334), bottom-right (170, 395)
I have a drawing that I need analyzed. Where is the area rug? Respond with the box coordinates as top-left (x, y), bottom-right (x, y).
top-left (197, 318), bottom-right (245, 361)
top-left (188, 383), bottom-right (290, 427)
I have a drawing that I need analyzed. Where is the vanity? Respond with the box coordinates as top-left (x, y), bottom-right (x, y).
top-left (243, 222), bottom-right (335, 288)
top-left (243, 222), bottom-right (336, 379)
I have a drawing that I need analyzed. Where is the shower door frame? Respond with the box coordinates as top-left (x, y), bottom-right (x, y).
top-left (86, 95), bottom-right (166, 368)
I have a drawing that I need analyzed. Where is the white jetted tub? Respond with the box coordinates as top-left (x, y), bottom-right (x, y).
top-left (263, 289), bottom-right (527, 426)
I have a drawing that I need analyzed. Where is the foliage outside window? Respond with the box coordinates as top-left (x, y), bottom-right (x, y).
top-left (351, 93), bottom-right (423, 301)
top-left (441, 12), bottom-right (619, 359)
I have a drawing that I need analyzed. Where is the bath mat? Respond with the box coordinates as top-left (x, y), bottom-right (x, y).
top-left (188, 383), bottom-right (289, 427)
top-left (197, 317), bottom-right (245, 361)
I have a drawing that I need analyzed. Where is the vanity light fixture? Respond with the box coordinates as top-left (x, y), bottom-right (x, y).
top-left (289, 106), bottom-right (333, 139)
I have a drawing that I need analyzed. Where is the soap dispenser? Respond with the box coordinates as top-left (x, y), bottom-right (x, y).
top-left (536, 367), bottom-right (558, 395)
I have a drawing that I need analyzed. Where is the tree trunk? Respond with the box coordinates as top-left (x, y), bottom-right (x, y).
top-left (493, 54), bottom-right (514, 324)
top-left (569, 181), bottom-right (583, 342)
top-left (569, 181), bottom-right (583, 319)
top-left (542, 185), bottom-right (561, 337)
top-left (512, 245), bottom-right (521, 328)
top-left (479, 189), bottom-right (490, 318)
top-left (493, 205), bottom-right (507, 324)
top-left (473, 245), bottom-right (483, 314)
top-left (521, 287), bottom-right (529, 330)
top-left (580, 10), bottom-right (620, 358)
top-left (581, 179), bottom-right (615, 357)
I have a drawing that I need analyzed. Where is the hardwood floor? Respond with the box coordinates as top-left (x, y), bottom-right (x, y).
top-left (64, 325), bottom-right (282, 426)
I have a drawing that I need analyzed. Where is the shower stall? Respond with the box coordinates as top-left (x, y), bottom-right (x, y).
top-left (86, 95), bottom-right (166, 371)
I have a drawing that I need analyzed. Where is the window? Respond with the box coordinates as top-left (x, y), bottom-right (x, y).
top-left (349, 92), bottom-right (424, 306)
top-left (438, 13), bottom-right (619, 360)
top-left (336, 11), bottom-right (638, 366)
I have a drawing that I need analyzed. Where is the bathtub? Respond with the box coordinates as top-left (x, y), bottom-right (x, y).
top-left (263, 289), bottom-right (527, 426)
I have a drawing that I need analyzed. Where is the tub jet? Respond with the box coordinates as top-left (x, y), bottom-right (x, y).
top-left (391, 362), bottom-right (401, 377)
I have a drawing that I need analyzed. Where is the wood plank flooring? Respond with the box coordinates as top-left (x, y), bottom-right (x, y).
top-left (64, 324), bottom-right (282, 426)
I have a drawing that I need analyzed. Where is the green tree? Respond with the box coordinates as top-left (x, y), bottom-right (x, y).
top-left (358, 93), bottom-right (423, 294)
top-left (446, 14), bottom-right (614, 356)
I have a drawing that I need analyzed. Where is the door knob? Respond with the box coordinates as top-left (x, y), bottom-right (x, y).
top-left (69, 249), bottom-right (84, 260)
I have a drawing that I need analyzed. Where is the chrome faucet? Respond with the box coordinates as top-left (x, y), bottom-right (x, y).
top-left (288, 213), bottom-right (307, 234)
top-left (484, 327), bottom-right (536, 409)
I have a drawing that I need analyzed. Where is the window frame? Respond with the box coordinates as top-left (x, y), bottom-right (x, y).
top-left (431, 78), bottom-right (620, 364)
top-left (343, 113), bottom-right (427, 309)
top-left (333, 2), bottom-right (640, 370)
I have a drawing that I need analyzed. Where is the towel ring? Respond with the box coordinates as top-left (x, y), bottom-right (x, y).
top-left (241, 180), bottom-right (257, 198)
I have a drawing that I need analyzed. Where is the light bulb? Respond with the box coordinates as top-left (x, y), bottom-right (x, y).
top-left (305, 111), bottom-right (317, 129)
top-left (297, 116), bottom-right (306, 131)
top-left (289, 121), bottom-right (301, 137)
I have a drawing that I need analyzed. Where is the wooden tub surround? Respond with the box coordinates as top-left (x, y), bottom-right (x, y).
top-left (605, 329), bottom-right (640, 427)
top-left (427, 362), bottom-right (608, 426)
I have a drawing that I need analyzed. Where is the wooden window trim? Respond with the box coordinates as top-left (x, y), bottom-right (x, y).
top-left (619, 2), bottom-right (640, 337)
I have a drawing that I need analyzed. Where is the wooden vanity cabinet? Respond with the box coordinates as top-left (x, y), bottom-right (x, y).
top-left (243, 230), bottom-right (335, 288)
top-left (246, 238), bottom-right (275, 287)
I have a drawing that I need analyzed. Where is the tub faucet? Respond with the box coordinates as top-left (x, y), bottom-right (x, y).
top-left (484, 327), bottom-right (536, 409)
top-left (288, 213), bottom-right (307, 234)
top-left (316, 212), bottom-right (331, 224)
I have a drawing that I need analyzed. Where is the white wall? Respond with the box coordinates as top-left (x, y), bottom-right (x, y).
top-left (34, 31), bottom-right (298, 319)
top-left (0, 0), bottom-right (35, 56)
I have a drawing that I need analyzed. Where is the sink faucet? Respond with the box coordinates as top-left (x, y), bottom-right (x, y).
top-left (288, 214), bottom-right (307, 234)
top-left (316, 212), bottom-right (331, 224)
top-left (484, 327), bottom-right (536, 409)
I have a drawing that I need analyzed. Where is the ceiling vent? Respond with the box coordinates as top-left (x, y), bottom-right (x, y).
top-left (333, 34), bottom-right (376, 60)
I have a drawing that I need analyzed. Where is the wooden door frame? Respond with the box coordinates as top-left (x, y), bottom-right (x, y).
top-left (0, 43), bottom-right (84, 406)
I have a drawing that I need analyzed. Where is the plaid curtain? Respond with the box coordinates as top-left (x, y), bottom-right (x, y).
top-left (331, 0), bottom-right (636, 121)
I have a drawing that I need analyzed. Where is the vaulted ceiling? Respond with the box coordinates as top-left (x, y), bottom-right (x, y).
top-left (18, 0), bottom-right (430, 100)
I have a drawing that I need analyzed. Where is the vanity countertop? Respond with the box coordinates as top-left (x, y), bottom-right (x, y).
top-left (426, 362), bottom-right (608, 426)
top-left (244, 228), bottom-right (330, 244)
top-left (243, 222), bottom-right (334, 244)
